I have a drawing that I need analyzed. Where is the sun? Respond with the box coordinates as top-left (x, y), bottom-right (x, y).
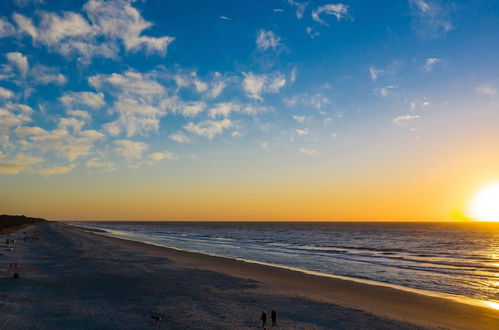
top-left (466, 181), bottom-right (499, 222)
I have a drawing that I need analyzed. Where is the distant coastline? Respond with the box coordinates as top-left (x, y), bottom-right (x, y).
top-left (0, 214), bottom-right (47, 234)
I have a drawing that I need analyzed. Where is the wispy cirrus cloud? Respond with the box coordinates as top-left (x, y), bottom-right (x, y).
top-left (409, 0), bottom-right (454, 38)
top-left (311, 4), bottom-right (349, 26)
top-left (393, 114), bottom-right (420, 126)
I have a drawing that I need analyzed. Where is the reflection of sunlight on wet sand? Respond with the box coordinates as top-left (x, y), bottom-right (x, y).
top-left (484, 301), bottom-right (499, 310)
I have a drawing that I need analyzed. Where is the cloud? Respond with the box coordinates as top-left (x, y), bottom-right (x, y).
top-left (86, 158), bottom-right (116, 171)
top-left (84, 0), bottom-right (174, 55)
top-left (475, 84), bottom-right (497, 97)
top-left (287, 0), bottom-right (309, 19)
top-left (0, 87), bottom-right (14, 99)
top-left (311, 4), bottom-right (349, 26)
top-left (169, 132), bottom-right (190, 144)
top-left (256, 30), bottom-right (281, 51)
top-left (6, 52), bottom-right (29, 77)
top-left (369, 66), bottom-right (383, 81)
top-left (373, 85), bottom-right (397, 97)
top-left (184, 119), bottom-right (232, 139)
top-left (160, 97), bottom-right (206, 117)
top-left (0, 154), bottom-right (44, 174)
top-left (149, 151), bottom-right (175, 162)
top-left (114, 139), bottom-right (148, 159)
top-left (37, 164), bottom-right (75, 176)
top-left (59, 91), bottom-right (105, 109)
top-left (306, 27), bottom-right (320, 39)
top-left (393, 115), bottom-right (420, 126)
top-left (0, 18), bottom-right (16, 38)
top-left (299, 147), bottom-right (319, 156)
top-left (16, 115), bottom-right (106, 161)
top-left (219, 16), bottom-right (229, 21)
top-left (105, 98), bottom-right (165, 137)
top-left (424, 57), bottom-right (441, 71)
top-left (0, 103), bottom-right (33, 147)
top-left (284, 93), bottom-right (330, 110)
top-left (242, 72), bottom-right (286, 100)
top-left (292, 115), bottom-right (308, 123)
top-left (295, 128), bottom-right (309, 136)
top-left (12, 0), bottom-right (174, 62)
top-left (209, 102), bottom-right (240, 118)
top-left (30, 65), bottom-right (67, 85)
top-left (90, 70), bottom-right (167, 136)
top-left (409, 0), bottom-right (454, 38)
top-left (89, 70), bottom-right (165, 103)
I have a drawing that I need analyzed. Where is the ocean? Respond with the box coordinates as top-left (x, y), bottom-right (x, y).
top-left (69, 221), bottom-right (499, 307)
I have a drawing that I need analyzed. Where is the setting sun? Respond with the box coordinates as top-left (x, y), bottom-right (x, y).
top-left (467, 182), bottom-right (499, 222)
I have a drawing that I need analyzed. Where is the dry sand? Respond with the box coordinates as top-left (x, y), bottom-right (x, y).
top-left (0, 223), bottom-right (497, 329)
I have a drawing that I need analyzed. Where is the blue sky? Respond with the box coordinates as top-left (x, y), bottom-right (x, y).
top-left (1, 0), bottom-right (499, 220)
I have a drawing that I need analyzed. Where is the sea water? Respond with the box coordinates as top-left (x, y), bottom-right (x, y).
top-left (69, 221), bottom-right (499, 305)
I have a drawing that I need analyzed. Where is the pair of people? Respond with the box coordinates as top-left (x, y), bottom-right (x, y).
top-left (260, 310), bottom-right (277, 327)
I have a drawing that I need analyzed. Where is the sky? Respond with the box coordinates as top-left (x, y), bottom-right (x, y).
top-left (1, 0), bottom-right (499, 221)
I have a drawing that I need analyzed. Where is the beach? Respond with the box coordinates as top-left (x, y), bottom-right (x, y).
top-left (1, 223), bottom-right (498, 329)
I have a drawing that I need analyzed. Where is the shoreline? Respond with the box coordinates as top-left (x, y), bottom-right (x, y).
top-left (68, 223), bottom-right (499, 329)
top-left (69, 222), bottom-right (498, 311)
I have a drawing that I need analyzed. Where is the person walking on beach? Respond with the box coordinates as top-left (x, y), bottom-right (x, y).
top-left (260, 311), bottom-right (267, 327)
top-left (271, 310), bottom-right (277, 326)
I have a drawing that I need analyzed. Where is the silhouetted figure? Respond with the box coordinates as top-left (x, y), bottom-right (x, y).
top-left (13, 272), bottom-right (19, 279)
top-left (271, 310), bottom-right (277, 326)
top-left (260, 311), bottom-right (267, 327)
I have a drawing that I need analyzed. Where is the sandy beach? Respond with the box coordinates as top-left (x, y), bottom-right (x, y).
top-left (1, 223), bottom-right (497, 329)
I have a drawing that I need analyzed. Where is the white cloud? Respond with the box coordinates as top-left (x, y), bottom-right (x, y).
top-left (409, 0), bottom-right (454, 38)
top-left (37, 164), bottom-right (75, 176)
top-left (369, 66), bottom-right (383, 81)
top-left (242, 72), bottom-right (287, 100)
top-left (12, 0), bottom-right (174, 62)
top-left (311, 4), bottom-right (349, 26)
top-left (393, 115), bottom-right (420, 126)
top-left (475, 84), bottom-right (497, 97)
top-left (424, 57), bottom-right (441, 71)
top-left (0, 154), bottom-right (44, 175)
top-left (89, 70), bottom-right (165, 103)
top-left (84, 0), bottom-right (174, 55)
top-left (0, 87), bottom-right (14, 99)
top-left (59, 91), bottom-right (105, 109)
top-left (90, 71), bottom-right (168, 136)
top-left (184, 119), bottom-right (232, 139)
top-left (284, 93), bottom-right (330, 110)
top-left (169, 132), bottom-right (190, 144)
top-left (149, 151), bottom-right (175, 162)
top-left (31, 65), bottom-right (67, 85)
top-left (292, 115), bottom-right (308, 123)
top-left (15, 113), bottom-right (105, 161)
top-left (256, 29), bottom-right (281, 51)
top-left (6, 52), bottom-right (29, 77)
top-left (0, 103), bottom-right (33, 147)
top-left (287, 0), bottom-right (308, 19)
top-left (374, 85), bottom-right (397, 97)
top-left (295, 128), bottom-right (310, 136)
top-left (114, 139), bottom-right (148, 159)
top-left (106, 98), bottom-right (165, 137)
top-left (160, 97), bottom-right (206, 117)
top-left (0, 18), bottom-right (16, 38)
top-left (306, 27), bottom-right (320, 39)
top-left (86, 158), bottom-right (116, 171)
top-left (299, 148), bottom-right (319, 156)
top-left (209, 102), bottom-right (240, 118)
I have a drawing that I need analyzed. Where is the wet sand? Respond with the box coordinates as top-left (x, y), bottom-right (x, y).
top-left (1, 223), bottom-right (497, 329)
